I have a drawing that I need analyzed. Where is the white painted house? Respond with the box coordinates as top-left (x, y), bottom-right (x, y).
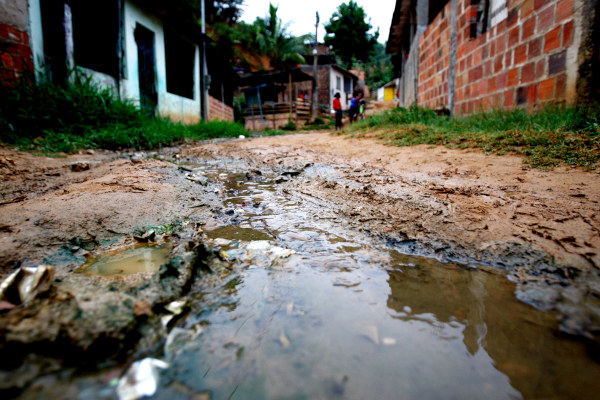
top-left (15, 0), bottom-right (233, 123)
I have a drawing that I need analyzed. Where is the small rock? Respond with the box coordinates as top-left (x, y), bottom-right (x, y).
top-left (134, 301), bottom-right (152, 317)
top-left (86, 149), bottom-right (95, 155)
top-left (71, 162), bottom-right (90, 172)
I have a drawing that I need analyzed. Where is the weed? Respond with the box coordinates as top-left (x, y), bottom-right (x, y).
top-left (342, 104), bottom-right (600, 169)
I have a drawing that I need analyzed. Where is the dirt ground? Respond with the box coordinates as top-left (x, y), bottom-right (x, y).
top-left (1, 131), bottom-right (599, 392)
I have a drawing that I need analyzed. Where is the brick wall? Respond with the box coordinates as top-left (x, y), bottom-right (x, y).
top-left (418, 0), bottom-right (579, 114)
top-left (207, 95), bottom-right (234, 122)
top-left (418, 3), bottom-right (453, 108)
top-left (0, 22), bottom-right (33, 85)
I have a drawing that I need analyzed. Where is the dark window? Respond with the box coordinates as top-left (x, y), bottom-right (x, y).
top-left (470, 0), bottom-right (490, 39)
top-left (71, 0), bottom-right (120, 77)
top-left (165, 30), bottom-right (195, 99)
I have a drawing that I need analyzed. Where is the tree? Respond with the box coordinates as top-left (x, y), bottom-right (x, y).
top-left (231, 3), bottom-right (307, 71)
top-left (324, 1), bottom-right (378, 69)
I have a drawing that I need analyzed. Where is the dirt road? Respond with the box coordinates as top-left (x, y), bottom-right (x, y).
top-left (1, 132), bottom-right (599, 395)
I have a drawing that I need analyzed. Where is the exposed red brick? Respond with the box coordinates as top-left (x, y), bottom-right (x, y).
top-left (536, 59), bottom-right (546, 78)
top-left (544, 26), bottom-right (562, 53)
top-left (521, 62), bottom-right (535, 83)
top-left (505, 50), bottom-right (513, 67)
top-left (469, 65), bottom-right (483, 81)
top-left (537, 6), bottom-right (555, 33)
top-left (496, 36), bottom-right (507, 54)
top-left (508, 68), bottom-right (520, 87)
top-left (534, 0), bottom-right (547, 11)
top-left (538, 77), bottom-right (555, 100)
top-left (508, 26), bottom-right (520, 48)
top-left (504, 89), bottom-right (515, 108)
top-left (556, 0), bottom-right (574, 22)
top-left (473, 47), bottom-right (483, 65)
top-left (563, 20), bottom-right (574, 48)
top-left (528, 83), bottom-right (539, 103)
top-left (488, 77), bottom-right (497, 93)
top-left (522, 16), bottom-right (536, 40)
top-left (495, 55), bottom-right (504, 73)
top-left (514, 44), bottom-right (528, 64)
top-left (497, 72), bottom-right (508, 89)
top-left (528, 38), bottom-right (542, 58)
top-left (521, 0), bottom-right (535, 17)
top-left (1, 53), bottom-right (14, 69)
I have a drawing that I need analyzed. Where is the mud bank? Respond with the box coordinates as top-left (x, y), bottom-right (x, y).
top-left (0, 133), bottom-right (599, 396)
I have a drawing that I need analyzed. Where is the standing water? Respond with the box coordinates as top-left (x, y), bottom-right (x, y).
top-left (151, 162), bottom-right (600, 400)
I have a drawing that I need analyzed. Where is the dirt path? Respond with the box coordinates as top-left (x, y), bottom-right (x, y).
top-left (186, 132), bottom-right (600, 270)
top-left (1, 132), bottom-right (599, 394)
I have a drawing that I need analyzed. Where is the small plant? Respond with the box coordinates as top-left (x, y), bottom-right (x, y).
top-left (281, 121), bottom-right (297, 131)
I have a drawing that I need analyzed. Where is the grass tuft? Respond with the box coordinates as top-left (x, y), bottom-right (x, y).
top-left (341, 104), bottom-right (600, 169)
top-left (0, 73), bottom-right (284, 153)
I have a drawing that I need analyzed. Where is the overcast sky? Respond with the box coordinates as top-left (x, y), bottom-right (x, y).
top-left (239, 0), bottom-right (396, 43)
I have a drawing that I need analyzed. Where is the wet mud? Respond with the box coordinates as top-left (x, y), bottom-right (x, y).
top-left (0, 134), bottom-right (599, 399)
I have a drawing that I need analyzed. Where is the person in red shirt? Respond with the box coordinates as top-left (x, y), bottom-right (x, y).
top-left (333, 92), bottom-right (343, 130)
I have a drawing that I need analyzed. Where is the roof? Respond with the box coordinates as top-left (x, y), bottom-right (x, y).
top-left (238, 68), bottom-right (313, 88)
top-left (386, 0), bottom-right (412, 54)
top-left (330, 64), bottom-right (359, 80)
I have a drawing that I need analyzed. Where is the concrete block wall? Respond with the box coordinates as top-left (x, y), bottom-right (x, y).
top-left (208, 95), bottom-right (234, 122)
top-left (417, 0), bottom-right (580, 114)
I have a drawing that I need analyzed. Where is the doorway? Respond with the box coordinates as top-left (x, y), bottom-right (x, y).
top-left (134, 24), bottom-right (157, 115)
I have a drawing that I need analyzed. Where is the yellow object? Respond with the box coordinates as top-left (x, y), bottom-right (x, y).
top-left (384, 87), bottom-right (394, 101)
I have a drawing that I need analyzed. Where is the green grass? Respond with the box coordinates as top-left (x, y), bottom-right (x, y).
top-left (0, 73), bottom-right (278, 153)
top-left (339, 105), bottom-right (600, 169)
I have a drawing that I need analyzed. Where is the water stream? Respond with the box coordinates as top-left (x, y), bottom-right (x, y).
top-left (152, 162), bottom-right (600, 400)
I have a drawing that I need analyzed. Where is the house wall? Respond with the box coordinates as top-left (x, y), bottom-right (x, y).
top-left (417, 0), bottom-right (582, 114)
top-left (208, 94), bottom-right (234, 121)
top-left (122, 1), bottom-right (201, 124)
top-left (0, 0), bottom-right (33, 83)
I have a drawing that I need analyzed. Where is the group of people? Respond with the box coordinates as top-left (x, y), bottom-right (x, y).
top-left (332, 92), bottom-right (366, 130)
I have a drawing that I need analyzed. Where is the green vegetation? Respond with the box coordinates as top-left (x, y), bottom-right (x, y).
top-left (0, 74), bottom-right (280, 154)
top-left (340, 105), bottom-right (600, 169)
top-left (324, 1), bottom-right (379, 69)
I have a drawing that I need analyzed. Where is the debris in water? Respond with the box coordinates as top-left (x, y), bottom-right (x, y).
top-left (383, 337), bottom-right (397, 346)
top-left (0, 265), bottom-right (54, 305)
top-left (116, 358), bottom-right (169, 400)
top-left (279, 332), bottom-right (291, 349)
top-left (165, 327), bottom-right (203, 359)
top-left (165, 300), bottom-right (186, 315)
top-left (361, 325), bottom-right (379, 345)
top-left (133, 230), bottom-right (156, 242)
top-left (214, 238), bottom-right (232, 247)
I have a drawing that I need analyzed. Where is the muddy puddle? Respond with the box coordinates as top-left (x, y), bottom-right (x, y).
top-left (149, 162), bottom-right (600, 400)
top-left (77, 244), bottom-right (171, 276)
top-left (18, 160), bottom-right (600, 400)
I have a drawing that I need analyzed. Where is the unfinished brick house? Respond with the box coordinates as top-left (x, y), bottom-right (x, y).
top-left (388, 0), bottom-right (600, 114)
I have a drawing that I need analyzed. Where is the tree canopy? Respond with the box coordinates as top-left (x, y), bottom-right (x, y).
top-left (323, 1), bottom-right (379, 69)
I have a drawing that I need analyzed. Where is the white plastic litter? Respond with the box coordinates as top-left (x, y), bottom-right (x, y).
top-left (116, 358), bottom-right (169, 400)
top-left (0, 265), bottom-right (54, 305)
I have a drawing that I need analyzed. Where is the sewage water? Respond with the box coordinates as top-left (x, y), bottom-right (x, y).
top-left (78, 244), bottom-right (170, 276)
top-left (148, 163), bottom-right (600, 400)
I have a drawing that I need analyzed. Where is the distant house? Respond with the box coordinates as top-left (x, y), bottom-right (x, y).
top-left (0, 0), bottom-right (235, 123)
top-left (238, 68), bottom-right (313, 130)
top-left (298, 45), bottom-right (359, 112)
top-left (387, 0), bottom-right (600, 114)
top-left (377, 79), bottom-right (400, 102)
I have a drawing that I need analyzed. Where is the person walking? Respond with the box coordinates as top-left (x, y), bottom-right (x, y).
top-left (333, 92), bottom-right (343, 130)
top-left (349, 93), bottom-right (358, 123)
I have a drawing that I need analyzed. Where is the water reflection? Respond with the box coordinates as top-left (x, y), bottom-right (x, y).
top-left (155, 163), bottom-right (600, 400)
top-left (386, 252), bottom-right (600, 400)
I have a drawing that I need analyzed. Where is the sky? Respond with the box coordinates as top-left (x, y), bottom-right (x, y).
top-left (239, 0), bottom-right (396, 44)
